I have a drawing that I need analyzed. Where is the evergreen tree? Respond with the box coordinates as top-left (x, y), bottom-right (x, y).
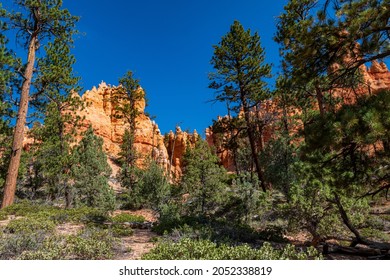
top-left (31, 99), bottom-right (81, 206)
top-left (71, 126), bottom-right (115, 211)
top-left (122, 158), bottom-right (170, 211)
top-left (1, 0), bottom-right (79, 208)
top-left (23, 34), bottom-right (82, 206)
top-left (181, 139), bottom-right (228, 217)
top-left (0, 5), bottom-right (15, 189)
top-left (116, 71), bottom-right (144, 190)
top-left (275, 0), bottom-right (390, 245)
top-left (209, 20), bottom-right (271, 192)
top-left (118, 129), bottom-right (139, 196)
top-left (275, 0), bottom-right (390, 117)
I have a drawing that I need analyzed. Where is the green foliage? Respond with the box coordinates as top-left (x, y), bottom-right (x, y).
top-left (0, 201), bottom-right (110, 225)
top-left (0, 211), bottom-right (6, 220)
top-left (143, 238), bottom-right (322, 260)
top-left (0, 200), bottom-right (58, 216)
top-left (209, 20), bottom-right (271, 111)
top-left (64, 228), bottom-right (117, 259)
top-left (116, 71), bottom-right (144, 128)
top-left (118, 129), bottom-right (138, 191)
top-left (228, 172), bottom-right (264, 222)
top-left (153, 202), bottom-right (182, 235)
top-left (71, 126), bottom-right (115, 211)
top-left (112, 213), bottom-right (145, 223)
top-left (1, 0), bottom-right (80, 208)
top-left (0, 227), bottom-right (117, 260)
top-left (121, 159), bottom-right (170, 211)
top-left (181, 139), bottom-right (228, 217)
top-left (360, 228), bottom-right (390, 243)
top-left (0, 7), bottom-right (15, 191)
top-left (110, 224), bottom-right (134, 237)
top-left (0, 231), bottom-right (50, 260)
top-left (154, 215), bottom-right (265, 245)
top-left (0, 201), bottom-right (117, 260)
top-left (209, 20), bottom-right (272, 191)
top-left (116, 71), bottom-right (143, 181)
top-left (5, 217), bottom-right (56, 234)
top-left (260, 137), bottom-right (296, 196)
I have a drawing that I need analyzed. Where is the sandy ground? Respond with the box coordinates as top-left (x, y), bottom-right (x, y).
top-left (114, 229), bottom-right (157, 260)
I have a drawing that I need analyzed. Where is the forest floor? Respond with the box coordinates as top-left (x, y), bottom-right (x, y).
top-left (1, 202), bottom-right (388, 260)
top-left (112, 209), bottom-right (158, 260)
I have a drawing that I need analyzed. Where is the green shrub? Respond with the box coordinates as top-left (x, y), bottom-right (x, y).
top-left (142, 238), bottom-right (323, 260)
top-left (64, 207), bottom-right (110, 224)
top-left (64, 228), bottom-right (117, 259)
top-left (0, 200), bottom-right (57, 217)
top-left (18, 236), bottom-right (65, 260)
top-left (0, 201), bottom-right (110, 226)
top-left (360, 228), bottom-right (390, 242)
top-left (111, 224), bottom-right (134, 237)
top-left (152, 203), bottom-right (182, 235)
top-left (1, 223), bottom-right (117, 260)
top-left (154, 216), bottom-right (263, 245)
top-left (0, 212), bottom-right (7, 221)
top-left (0, 232), bottom-right (49, 260)
top-left (5, 217), bottom-right (56, 234)
top-left (112, 213), bottom-right (145, 223)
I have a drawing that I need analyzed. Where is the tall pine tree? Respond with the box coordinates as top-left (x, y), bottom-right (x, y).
top-left (209, 20), bottom-right (271, 192)
top-left (1, 0), bottom-right (79, 208)
top-left (71, 126), bottom-right (115, 211)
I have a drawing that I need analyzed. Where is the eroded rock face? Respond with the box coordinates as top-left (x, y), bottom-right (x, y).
top-left (69, 82), bottom-right (203, 182)
top-left (165, 126), bottom-right (199, 180)
top-left (206, 61), bottom-right (390, 171)
top-left (72, 82), bottom-right (170, 172)
top-left (21, 82), bottom-right (200, 183)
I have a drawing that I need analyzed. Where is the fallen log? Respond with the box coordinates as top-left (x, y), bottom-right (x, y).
top-left (327, 244), bottom-right (390, 259)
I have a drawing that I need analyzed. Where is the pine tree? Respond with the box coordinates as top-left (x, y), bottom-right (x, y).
top-left (1, 0), bottom-right (79, 208)
top-left (118, 129), bottom-right (139, 193)
top-left (275, 0), bottom-right (390, 245)
top-left (275, 0), bottom-right (390, 116)
top-left (33, 37), bottom-right (82, 206)
top-left (0, 5), bottom-right (15, 189)
top-left (31, 100), bottom-right (80, 206)
top-left (209, 20), bottom-right (271, 192)
top-left (71, 126), bottom-right (115, 211)
top-left (116, 71), bottom-right (145, 190)
top-left (181, 139), bottom-right (228, 217)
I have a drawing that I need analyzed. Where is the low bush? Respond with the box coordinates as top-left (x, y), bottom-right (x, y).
top-left (0, 231), bottom-right (49, 260)
top-left (65, 228), bottom-right (117, 259)
top-left (111, 213), bottom-right (145, 223)
top-left (0, 200), bottom-right (57, 217)
top-left (111, 224), bottom-right (134, 237)
top-left (360, 228), bottom-right (390, 242)
top-left (142, 238), bottom-right (323, 260)
top-left (154, 216), bottom-right (263, 245)
top-left (18, 236), bottom-right (65, 260)
top-left (0, 201), bottom-right (111, 226)
top-left (13, 228), bottom-right (118, 260)
top-left (5, 217), bottom-right (56, 234)
top-left (0, 212), bottom-right (7, 221)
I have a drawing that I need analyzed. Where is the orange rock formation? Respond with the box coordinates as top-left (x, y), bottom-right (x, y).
top-left (70, 82), bottom-right (199, 180)
top-left (206, 61), bottom-right (390, 170)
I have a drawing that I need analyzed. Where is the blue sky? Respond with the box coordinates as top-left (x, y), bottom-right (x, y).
top-left (5, 0), bottom-right (287, 136)
top-left (63, 0), bottom-right (288, 136)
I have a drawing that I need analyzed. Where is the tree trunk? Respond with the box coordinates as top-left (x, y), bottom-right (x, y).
top-left (1, 36), bottom-right (37, 209)
top-left (315, 85), bottom-right (325, 117)
top-left (333, 192), bottom-right (369, 246)
top-left (240, 97), bottom-right (267, 192)
top-left (226, 102), bottom-right (240, 174)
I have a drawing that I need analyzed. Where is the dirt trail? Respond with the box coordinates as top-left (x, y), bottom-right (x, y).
top-left (115, 228), bottom-right (157, 260)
